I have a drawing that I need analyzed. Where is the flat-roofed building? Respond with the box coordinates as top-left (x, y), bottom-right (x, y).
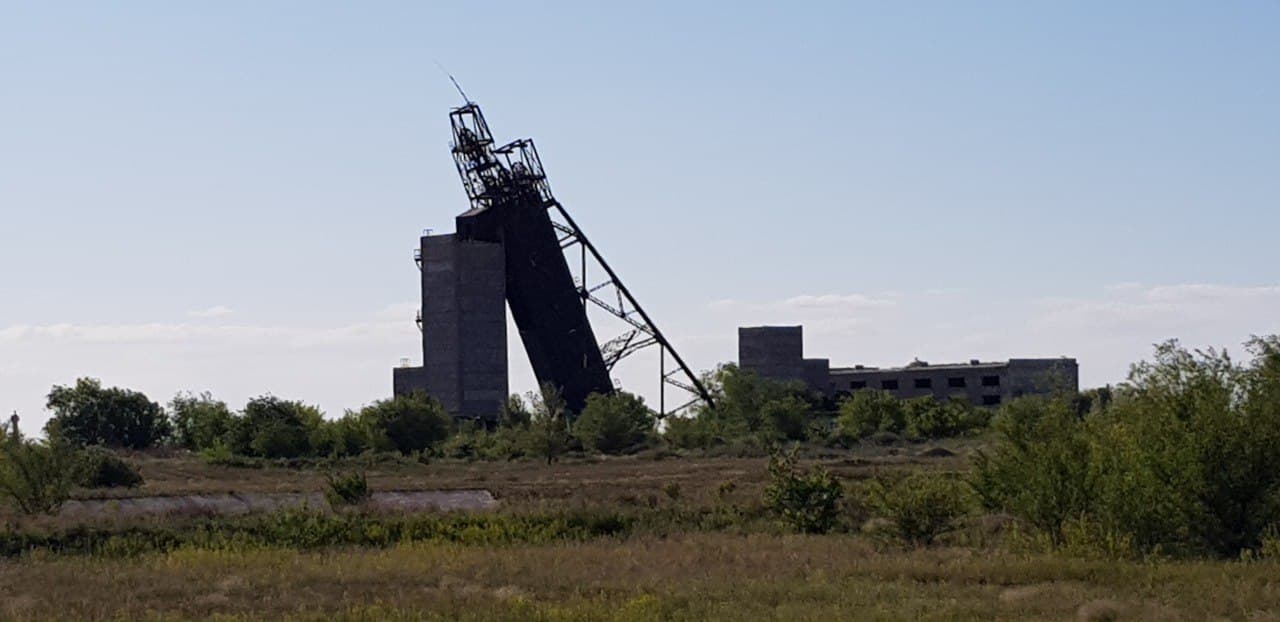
top-left (738, 325), bottom-right (1077, 407)
top-left (828, 358), bottom-right (1078, 408)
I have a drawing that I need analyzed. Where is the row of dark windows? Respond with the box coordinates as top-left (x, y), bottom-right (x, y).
top-left (847, 375), bottom-right (1001, 391)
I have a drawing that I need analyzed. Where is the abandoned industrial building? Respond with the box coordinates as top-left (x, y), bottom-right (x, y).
top-left (739, 325), bottom-right (1078, 406)
top-left (394, 101), bottom-right (1079, 420)
top-left (394, 101), bottom-right (712, 421)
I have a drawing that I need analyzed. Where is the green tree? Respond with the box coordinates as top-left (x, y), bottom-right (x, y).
top-left (760, 395), bottom-right (811, 441)
top-left (970, 396), bottom-right (1093, 542)
top-left (665, 365), bottom-right (813, 446)
top-left (972, 336), bottom-right (1280, 556)
top-left (358, 392), bottom-right (451, 454)
top-left (170, 392), bottom-right (234, 450)
top-left (45, 378), bottom-right (171, 449)
top-left (573, 391), bottom-right (655, 455)
top-left (228, 396), bottom-right (324, 459)
top-left (661, 412), bottom-right (718, 450)
top-left (500, 394), bottom-right (532, 428)
top-left (313, 413), bottom-right (383, 457)
top-left (0, 439), bottom-right (76, 514)
top-left (525, 384), bottom-right (570, 464)
top-left (835, 390), bottom-right (904, 439)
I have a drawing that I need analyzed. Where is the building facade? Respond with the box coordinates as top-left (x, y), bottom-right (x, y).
top-left (738, 325), bottom-right (1077, 407)
top-left (394, 233), bottom-right (508, 420)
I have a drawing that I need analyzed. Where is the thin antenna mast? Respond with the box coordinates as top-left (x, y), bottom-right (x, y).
top-left (433, 61), bottom-right (471, 104)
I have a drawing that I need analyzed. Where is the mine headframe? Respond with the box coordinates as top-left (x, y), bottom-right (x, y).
top-left (445, 102), bottom-right (715, 417)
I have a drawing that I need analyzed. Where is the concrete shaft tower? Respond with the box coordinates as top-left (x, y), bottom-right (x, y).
top-left (396, 102), bottom-right (714, 420)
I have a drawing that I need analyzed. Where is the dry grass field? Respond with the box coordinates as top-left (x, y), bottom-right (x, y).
top-left (77, 439), bottom-right (977, 505)
top-left (3, 534), bottom-right (1279, 620)
top-left (2, 441), bottom-right (1278, 620)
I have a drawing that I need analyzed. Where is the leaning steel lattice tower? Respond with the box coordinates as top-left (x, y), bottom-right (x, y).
top-left (396, 102), bottom-right (713, 419)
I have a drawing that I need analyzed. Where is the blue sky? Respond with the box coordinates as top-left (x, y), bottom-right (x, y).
top-left (2, 1), bottom-right (1277, 434)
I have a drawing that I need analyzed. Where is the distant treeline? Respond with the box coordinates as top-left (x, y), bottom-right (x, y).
top-left (5, 335), bottom-right (1280, 560)
top-left (24, 363), bottom-right (997, 464)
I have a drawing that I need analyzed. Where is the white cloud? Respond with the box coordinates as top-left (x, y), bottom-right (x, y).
top-left (187, 305), bottom-right (235, 319)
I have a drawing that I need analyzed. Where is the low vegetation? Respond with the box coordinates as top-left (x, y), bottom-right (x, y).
top-left (867, 471), bottom-right (971, 546)
top-left (323, 470), bottom-right (371, 507)
top-left (73, 447), bottom-right (144, 489)
top-left (3, 335), bottom-right (1279, 618)
top-left (762, 447), bottom-right (844, 533)
top-left (974, 337), bottom-right (1280, 558)
top-left (3, 536), bottom-right (1280, 621)
top-left (0, 438), bottom-right (76, 515)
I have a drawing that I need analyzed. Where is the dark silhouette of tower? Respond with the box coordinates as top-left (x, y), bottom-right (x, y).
top-left (396, 102), bottom-right (713, 419)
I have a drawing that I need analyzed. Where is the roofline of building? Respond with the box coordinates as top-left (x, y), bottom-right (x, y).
top-left (830, 357), bottom-right (1076, 374)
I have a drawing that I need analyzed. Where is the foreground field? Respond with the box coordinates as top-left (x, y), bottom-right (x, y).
top-left (63, 440), bottom-right (975, 508)
top-left (3, 533), bottom-right (1279, 621)
top-left (5, 446), bottom-right (1279, 620)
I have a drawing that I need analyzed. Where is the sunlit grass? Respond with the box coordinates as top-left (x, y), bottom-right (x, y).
top-left (1, 534), bottom-right (1278, 620)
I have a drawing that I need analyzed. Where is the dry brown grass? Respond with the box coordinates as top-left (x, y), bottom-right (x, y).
top-left (1, 440), bottom-right (1276, 620)
top-left (1, 533), bottom-right (1277, 620)
top-left (80, 438), bottom-right (978, 506)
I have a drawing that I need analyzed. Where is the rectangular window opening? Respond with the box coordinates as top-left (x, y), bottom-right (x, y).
top-left (948, 377), bottom-right (966, 388)
top-left (982, 395), bottom-right (1002, 406)
top-left (982, 375), bottom-right (1001, 387)
top-left (881, 379), bottom-right (899, 391)
top-left (914, 378), bottom-right (932, 389)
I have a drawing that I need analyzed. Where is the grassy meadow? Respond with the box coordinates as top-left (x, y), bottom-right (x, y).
top-left (0, 444), bottom-right (1278, 621)
top-left (4, 339), bottom-right (1278, 619)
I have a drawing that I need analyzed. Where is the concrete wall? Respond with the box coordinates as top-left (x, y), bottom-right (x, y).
top-left (1006, 358), bottom-right (1079, 397)
top-left (802, 358), bottom-right (830, 394)
top-left (737, 323), bottom-right (1078, 408)
top-left (828, 358), bottom-right (1079, 407)
top-left (829, 364), bottom-right (1011, 407)
top-left (413, 234), bottom-right (508, 420)
top-left (392, 366), bottom-right (429, 397)
top-left (738, 326), bottom-right (805, 384)
top-left (737, 327), bottom-right (832, 394)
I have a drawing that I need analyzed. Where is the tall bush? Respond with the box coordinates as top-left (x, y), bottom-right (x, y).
top-left (358, 392), bottom-right (451, 454)
top-left (573, 392), bottom-right (655, 455)
top-left (762, 448), bottom-right (844, 534)
top-left (836, 390), bottom-right (903, 440)
top-left (761, 395), bottom-right (811, 441)
top-left (0, 439), bottom-right (76, 514)
top-left (170, 392), bottom-right (234, 451)
top-left (312, 413), bottom-right (383, 457)
top-left (970, 396), bottom-right (1093, 540)
top-left (525, 384), bottom-right (570, 464)
top-left (972, 337), bottom-right (1280, 556)
top-left (869, 472), bottom-right (970, 546)
top-left (662, 365), bottom-right (814, 447)
top-left (228, 396), bottom-right (324, 459)
top-left (73, 448), bottom-right (144, 489)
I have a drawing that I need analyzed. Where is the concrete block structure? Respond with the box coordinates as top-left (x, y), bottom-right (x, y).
top-left (738, 325), bottom-right (1078, 407)
top-left (393, 234), bottom-right (508, 420)
top-left (737, 326), bottom-right (834, 394)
